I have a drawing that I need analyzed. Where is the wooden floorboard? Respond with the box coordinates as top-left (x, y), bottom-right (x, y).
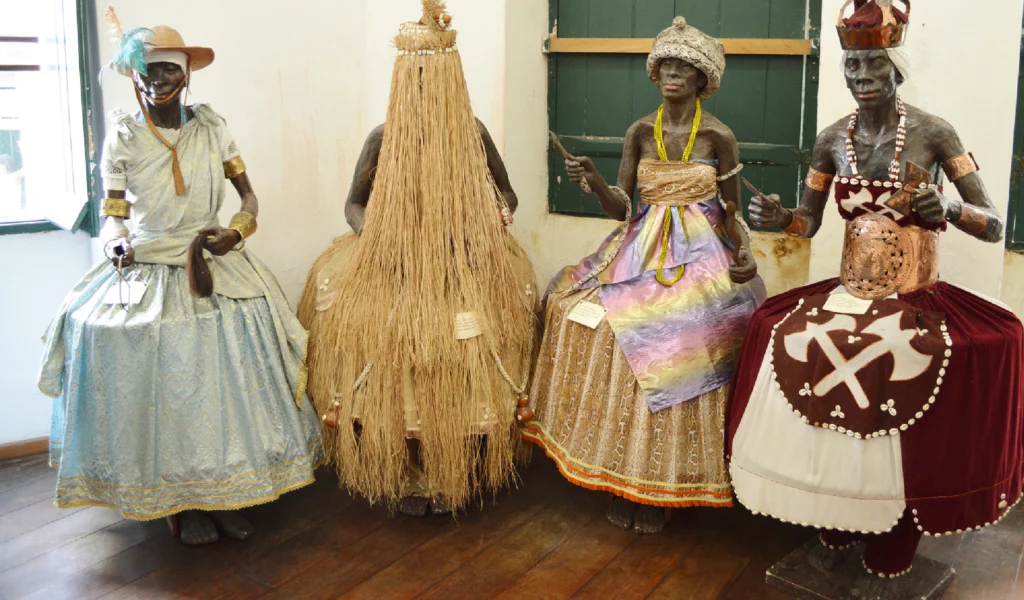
top-left (0, 470), bottom-right (57, 517)
top-left (341, 471), bottom-right (554, 600)
top-left (571, 527), bottom-right (699, 599)
top-left (415, 478), bottom-right (604, 600)
top-left (0, 506), bottom-right (124, 574)
top-left (493, 517), bottom-right (636, 599)
top-left (0, 455), bottom-right (1022, 600)
top-left (0, 456), bottom-right (49, 495)
top-left (98, 472), bottom-right (346, 600)
top-left (0, 515), bottom-right (163, 598)
top-left (0, 497), bottom-right (89, 544)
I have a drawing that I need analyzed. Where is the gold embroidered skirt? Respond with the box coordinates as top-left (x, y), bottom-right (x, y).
top-left (522, 288), bottom-right (733, 508)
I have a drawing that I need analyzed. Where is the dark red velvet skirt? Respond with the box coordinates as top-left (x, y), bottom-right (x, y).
top-left (727, 279), bottom-right (1024, 535)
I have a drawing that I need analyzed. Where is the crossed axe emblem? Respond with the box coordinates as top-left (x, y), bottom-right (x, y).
top-left (784, 312), bottom-right (933, 409)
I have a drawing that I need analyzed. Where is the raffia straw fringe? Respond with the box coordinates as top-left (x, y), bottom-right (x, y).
top-left (309, 48), bottom-right (534, 510)
top-left (297, 236), bottom-right (354, 329)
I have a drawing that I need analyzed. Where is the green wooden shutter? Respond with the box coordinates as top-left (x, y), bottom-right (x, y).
top-left (546, 0), bottom-right (822, 225)
top-left (1007, 30), bottom-right (1024, 251)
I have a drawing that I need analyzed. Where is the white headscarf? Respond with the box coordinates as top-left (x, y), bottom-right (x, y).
top-left (840, 48), bottom-right (911, 83)
top-left (146, 49), bottom-right (189, 72)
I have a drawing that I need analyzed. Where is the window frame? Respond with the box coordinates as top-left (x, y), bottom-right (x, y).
top-left (1006, 31), bottom-right (1024, 251)
top-left (0, 0), bottom-right (104, 237)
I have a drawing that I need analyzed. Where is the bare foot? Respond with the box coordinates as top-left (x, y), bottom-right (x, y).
top-left (606, 495), bottom-right (638, 530)
top-left (207, 510), bottom-right (255, 541)
top-left (633, 505), bottom-right (667, 534)
top-left (397, 495), bottom-right (430, 517)
top-left (430, 496), bottom-right (453, 516)
top-left (179, 510), bottom-right (219, 545)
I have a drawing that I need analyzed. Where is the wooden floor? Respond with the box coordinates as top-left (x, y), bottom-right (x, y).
top-left (1, 453), bottom-right (1023, 600)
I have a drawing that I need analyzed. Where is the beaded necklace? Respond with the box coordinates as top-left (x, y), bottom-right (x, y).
top-left (654, 99), bottom-right (701, 163)
top-left (652, 100), bottom-right (702, 286)
top-left (845, 96), bottom-right (906, 182)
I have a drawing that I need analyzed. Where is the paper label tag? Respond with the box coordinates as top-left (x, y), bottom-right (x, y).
top-left (568, 301), bottom-right (607, 329)
top-left (823, 293), bottom-right (873, 315)
top-left (455, 312), bottom-right (483, 340)
top-left (103, 281), bottom-right (148, 306)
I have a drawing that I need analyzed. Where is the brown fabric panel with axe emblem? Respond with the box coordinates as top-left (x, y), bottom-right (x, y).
top-left (770, 294), bottom-right (951, 438)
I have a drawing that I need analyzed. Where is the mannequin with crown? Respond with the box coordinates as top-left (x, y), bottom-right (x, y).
top-left (36, 7), bottom-right (323, 545)
top-left (297, 1), bottom-right (536, 517)
top-left (522, 17), bottom-right (765, 534)
top-left (727, 0), bottom-right (1024, 581)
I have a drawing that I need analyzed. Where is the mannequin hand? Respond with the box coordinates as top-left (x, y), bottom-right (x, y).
top-left (109, 245), bottom-right (135, 268)
top-left (729, 246), bottom-right (758, 284)
top-left (565, 157), bottom-right (597, 188)
top-left (199, 227), bottom-right (242, 256)
top-left (912, 188), bottom-right (954, 224)
top-left (748, 193), bottom-right (789, 229)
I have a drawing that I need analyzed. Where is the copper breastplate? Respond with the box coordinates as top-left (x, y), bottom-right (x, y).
top-left (840, 214), bottom-right (939, 300)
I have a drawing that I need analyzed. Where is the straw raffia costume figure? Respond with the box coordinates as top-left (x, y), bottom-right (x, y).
top-left (729, 0), bottom-right (1024, 582)
top-left (298, 0), bottom-right (536, 516)
top-left (37, 6), bottom-right (323, 546)
top-left (521, 17), bottom-right (766, 534)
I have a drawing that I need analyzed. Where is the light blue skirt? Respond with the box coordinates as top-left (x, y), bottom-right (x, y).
top-left (45, 263), bottom-right (323, 520)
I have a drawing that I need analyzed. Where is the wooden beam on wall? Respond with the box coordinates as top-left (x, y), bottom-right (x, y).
top-left (547, 36), bottom-right (813, 56)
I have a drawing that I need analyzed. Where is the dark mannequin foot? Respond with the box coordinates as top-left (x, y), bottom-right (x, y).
top-left (207, 510), bottom-right (255, 541)
top-left (633, 505), bottom-right (667, 534)
top-left (397, 495), bottom-right (430, 517)
top-left (178, 510), bottom-right (219, 545)
top-left (606, 495), bottom-right (638, 530)
top-left (430, 496), bottom-right (453, 516)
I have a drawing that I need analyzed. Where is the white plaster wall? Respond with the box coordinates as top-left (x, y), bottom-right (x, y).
top-left (809, 0), bottom-right (1024, 298)
top-left (0, 231), bottom-right (92, 444)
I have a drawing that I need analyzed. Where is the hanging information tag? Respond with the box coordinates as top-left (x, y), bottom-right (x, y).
top-left (823, 293), bottom-right (872, 315)
top-left (103, 281), bottom-right (148, 306)
top-left (568, 301), bottom-right (607, 329)
top-left (455, 312), bottom-right (483, 340)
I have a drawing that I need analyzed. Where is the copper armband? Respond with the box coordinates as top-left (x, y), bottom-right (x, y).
top-left (805, 167), bottom-right (835, 193)
top-left (942, 152), bottom-right (979, 183)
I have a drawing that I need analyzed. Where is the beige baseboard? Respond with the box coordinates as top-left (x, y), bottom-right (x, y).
top-left (0, 437), bottom-right (48, 462)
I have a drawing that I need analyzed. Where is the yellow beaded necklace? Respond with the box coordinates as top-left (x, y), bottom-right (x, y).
top-left (653, 99), bottom-right (702, 286)
top-left (654, 99), bottom-right (702, 162)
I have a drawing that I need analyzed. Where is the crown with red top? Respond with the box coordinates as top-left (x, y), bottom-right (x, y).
top-left (837, 0), bottom-right (910, 50)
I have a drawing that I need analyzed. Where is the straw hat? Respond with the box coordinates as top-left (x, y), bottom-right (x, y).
top-left (103, 5), bottom-right (214, 76)
top-left (144, 25), bottom-right (214, 72)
